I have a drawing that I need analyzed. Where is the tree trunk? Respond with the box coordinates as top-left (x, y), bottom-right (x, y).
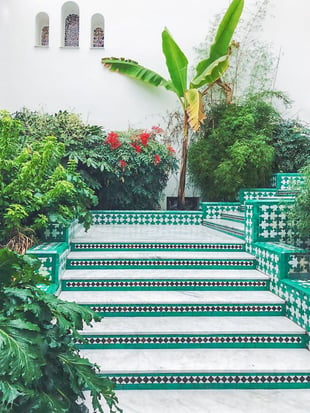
top-left (177, 113), bottom-right (189, 209)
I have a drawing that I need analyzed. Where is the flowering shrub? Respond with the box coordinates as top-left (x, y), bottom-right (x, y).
top-left (100, 128), bottom-right (177, 209)
top-left (13, 110), bottom-right (176, 210)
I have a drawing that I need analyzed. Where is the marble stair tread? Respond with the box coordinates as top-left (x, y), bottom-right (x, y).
top-left (67, 250), bottom-right (253, 259)
top-left (222, 211), bottom-right (244, 218)
top-left (204, 219), bottom-right (245, 231)
top-left (81, 316), bottom-right (305, 334)
top-left (62, 268), bottom-right (268, 280)
top-left (59, 290), bottom-right (284, 304)
top-left (73, 224), bottom-right (244, 243)
top-left (80, 348), bottom-right (310, 372)
top-left (84, 389), bottom-right (310, 413)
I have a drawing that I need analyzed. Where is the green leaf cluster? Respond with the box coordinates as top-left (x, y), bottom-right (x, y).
top-left (290, 164), bottom-right (310, 238)
top-left (13, 110), bottom-right (177, 210)
top-left (188, 99), bottom-right (278, 201)
top-left (0, 112), bottom-right (97, 248)
top-left (272, 120), bottom-right (310, 172)
top-left (0, 248), bottom-right (121, 412)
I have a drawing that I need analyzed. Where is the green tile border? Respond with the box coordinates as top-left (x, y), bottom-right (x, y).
top-left (77, 332), bottom-right (306, 349)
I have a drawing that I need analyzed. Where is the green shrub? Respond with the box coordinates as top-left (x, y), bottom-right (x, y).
top-left (188, 99), bottom-right (277, 201)
top-left (291, 164), bottom-right (310, 238)
top-left (0, 248), bottom-right (121, 412)
top-left (14, 110), bottom-right (177, 210)
top-left (0, 112), bottom-right (97, 251)
top-left (272, 120), bottom-right (310, 172)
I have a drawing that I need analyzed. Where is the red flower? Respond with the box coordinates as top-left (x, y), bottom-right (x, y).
top-left (119, 159), bottom-right (127, 170)
top-left (139, 132), bottom-right (150, 147)
top-left (105, 132), bottom-right (122, 149)
top-left (151, 126), bottom-right (164, 134)
top-left (167, 145), bottom-right (175, 154)
top-left (131, 142), bottom-right (142, 153)
top-left (154, 154), bottom-right (161, 164)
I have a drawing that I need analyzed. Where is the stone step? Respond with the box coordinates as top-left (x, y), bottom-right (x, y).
top-left (66, 250), bottom-right (255, 269)
top-left (58, 290), bottom-right (285, 316)
top-left (80, 348), bottom-right (310, 389)
top-left (84, 389), bottom-right (310, 413)
top-left (221, 211), bottom-right (245, 223)
top-left (77, 316), bottom-right (307, 349)
top-left (202, 219), bottom-right (245, 239)
top-left (62, 269), bottom-right (269, 290)
top-left (73, 224), bottom-right (243, 244)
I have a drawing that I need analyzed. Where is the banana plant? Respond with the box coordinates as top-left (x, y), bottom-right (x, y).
top-left (102, 0), bottom-right (244, 208)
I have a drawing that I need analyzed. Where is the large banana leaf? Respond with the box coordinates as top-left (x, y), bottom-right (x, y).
top-left (101, 57), bottom-right (175, 92)
top-left (190, 55), bottom-right (227, 89)
top-left (162, 28), bottom-right (188, 98)
top-left (192, 0), bottom-right (244, 88)
top-left (184, 89), bottom-right (206, 132)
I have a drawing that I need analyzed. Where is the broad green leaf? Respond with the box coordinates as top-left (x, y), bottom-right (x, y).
top-left (162, 27), bottom-right (188, 97)
top-left (102, 57), bottom-right (174, 92)
top-left (190, 55), bottom-right (228, 88)
top-left (184, 89), bottom-right (206, 132)
top-left (193, 0), bottom-right (244, 86)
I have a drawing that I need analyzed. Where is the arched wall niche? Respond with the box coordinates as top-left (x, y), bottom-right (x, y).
top-left (61, 1), bottom-right (80, 47)
top-left (91, 13), bottom-right (105, 48)
top-left (35, 12), bottom-right (49, 47)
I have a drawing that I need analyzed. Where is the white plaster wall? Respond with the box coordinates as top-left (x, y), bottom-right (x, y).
top-left (2, 0), bottom-right (310, 129)
top-left (0, 0), bottom-right (309, 202)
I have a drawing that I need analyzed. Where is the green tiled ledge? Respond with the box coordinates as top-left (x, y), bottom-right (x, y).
top-left (84, 303), bottom-right (285, 317)
top-left (71, 242), bottom-right (245, 252)
top-left (91, 210), bottom-right (203, 225)
top-left (27, 242), bottom-right (69, 293)
top-left (67, 258), bottom-right (256, 270)
top-left (104, 372), bottom-right (310, 390)
top-left (77, 333), bottom-right (306, 349)
top-left (200, 202), bottom-right (240, 220)
top-left (62, 278), bottom-right (269, 291)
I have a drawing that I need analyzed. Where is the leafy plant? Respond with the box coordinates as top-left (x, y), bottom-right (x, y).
top-left (272, 120), bottom-right (310, 172)
top-left (99, 128), bottom-right (177, 209)
top-left (0, 112), bottom-right (97, 251)
top-left (102, 0), bottom-right (244, 207)
top-left (188, 99), bottom-right (278, 201)
top-left (0, 248), bottom-right (121, 412)
top-left (13, 109), bottom-right (108, 192)
top-left (290, 163), bottom-right (310, 238)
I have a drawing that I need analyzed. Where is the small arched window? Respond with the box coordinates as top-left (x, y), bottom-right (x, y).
top-left (62, 2), bottom-right (79, 47)
top-left (91, 14), bottom-right (104, 48)
top-left (35, 12), bottom-right (49, 47)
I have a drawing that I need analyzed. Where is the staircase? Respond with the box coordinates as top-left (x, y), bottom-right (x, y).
top-left (57, 221), bottom-right (310, 411)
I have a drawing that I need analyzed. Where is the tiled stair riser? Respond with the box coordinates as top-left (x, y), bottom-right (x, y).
top-left (91, 211), bottom-right (203, 225)
top-left (77, 333), bottom-right (306, 349)
top-left (61, 279), bottom-right (269, 291)
top-left (102, 373), bottom-right (310, 390)
top-left (113, 374), bottom-right (308, 389)
top-left (83, 303), bottom-right (285, 317)
top-left (71, 242), bottom-right (245, 252)
top-left (66, 258), bottom-right (256, 270)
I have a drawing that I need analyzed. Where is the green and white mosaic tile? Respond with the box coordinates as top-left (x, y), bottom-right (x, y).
top-left (91, 211), bottom-right (203, 225)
